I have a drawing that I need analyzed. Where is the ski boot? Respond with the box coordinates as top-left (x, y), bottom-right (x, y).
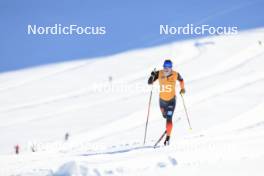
top-left (164, 136), bottom-right (170, 146)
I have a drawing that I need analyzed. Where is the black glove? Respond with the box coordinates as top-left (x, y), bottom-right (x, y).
top-left (180, 88), bottom-right (186, 94)
top-left (148, 70), bottom-right (158, 84)
top-left (148, 75), bottom-right (154, 84)
top-left (151, 71), bottom-right (156, 77)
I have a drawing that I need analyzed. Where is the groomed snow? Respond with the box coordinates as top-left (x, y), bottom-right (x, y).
top-left (0, 28), bottom-right (264, 176)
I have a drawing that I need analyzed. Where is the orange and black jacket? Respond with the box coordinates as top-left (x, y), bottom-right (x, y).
top-left (148, 70), bottom-right (184, 101)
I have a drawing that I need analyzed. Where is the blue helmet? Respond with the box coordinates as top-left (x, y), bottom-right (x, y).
top-left (163, 60), bottom-right (173, 68)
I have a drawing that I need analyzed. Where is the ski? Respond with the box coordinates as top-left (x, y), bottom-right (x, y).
top-left (153, 130), bottom-right (167, 148)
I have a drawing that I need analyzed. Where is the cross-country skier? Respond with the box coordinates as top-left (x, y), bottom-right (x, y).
top-left (148, 59), bottom-right (185, 145)
top-left (15, 144), bottom-right (20, 154)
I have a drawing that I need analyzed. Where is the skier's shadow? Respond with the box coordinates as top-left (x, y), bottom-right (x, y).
top-left (80, 145), bottom-right (158, 157)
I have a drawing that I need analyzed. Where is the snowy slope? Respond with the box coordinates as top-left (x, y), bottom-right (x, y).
top-left (0, 28), bottom-right (264, 176)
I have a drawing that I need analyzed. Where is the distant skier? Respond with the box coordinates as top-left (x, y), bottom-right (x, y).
top-left (15, 144), bottom-right (20, 154)
top-left (65, 132), bottom-right (69, 141)
top-left (148, 60), bottom-right (185, 145)
top-left (31, 144), bottom-right (36, 152)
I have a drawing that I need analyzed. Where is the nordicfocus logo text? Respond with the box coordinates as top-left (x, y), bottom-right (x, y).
top-left (27, 24), bottom-right (106, 35)
top-left (160, 24), bottom-right (238, 35)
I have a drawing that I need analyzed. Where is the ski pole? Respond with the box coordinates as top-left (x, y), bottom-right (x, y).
top-left (153, 130), bottom-right (166, 148)
top-left (143, 83), bottom-right (153, 145)
top-left (180, 93), bottom-right (192, 130)
top-left (143, 69), bottom-right (156, 145)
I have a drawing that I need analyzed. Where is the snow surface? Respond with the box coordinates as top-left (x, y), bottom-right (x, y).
top-left (1, 28), bottom-right (264, 176)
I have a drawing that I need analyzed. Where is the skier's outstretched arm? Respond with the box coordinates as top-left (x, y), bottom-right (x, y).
top-left (178, 73), bottom-right (185, 94)
top-left (148, 71), bottom-right (159, 84)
